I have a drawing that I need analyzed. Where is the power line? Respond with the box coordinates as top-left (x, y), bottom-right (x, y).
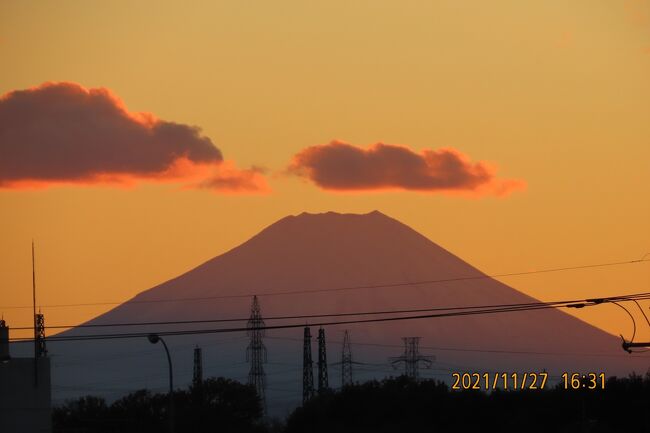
top-left (266, 336), bottom-right (647, 359)
top-left (8, 291), bottom-right (650, 345)
top-left (2, 257), bottom-right (647, 311)
top-left (7, 299), bottom-right (556, 330)
top-left (9, 291), bottom-right (650, 332)
top-left (10, 296), bottom-right (650, 343)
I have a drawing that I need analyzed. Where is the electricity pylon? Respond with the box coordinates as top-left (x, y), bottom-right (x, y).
top-left (341, 330), bottom-right (353, 387)
top-left (246, 296), bottom-right (267, 414)
top-left (389, 337), bottom-right (434, 380)
top-left (317, 327), bottom-right (329, 392)
top-left (303, 326), bottom-right (314, 403)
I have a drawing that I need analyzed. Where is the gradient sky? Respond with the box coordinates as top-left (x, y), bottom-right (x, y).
top-left (1, 1), bottom-right (649, 341)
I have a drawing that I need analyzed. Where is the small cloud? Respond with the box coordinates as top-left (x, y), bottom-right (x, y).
top-left (194, 163), bottom-right (269, 194)
top-left (0, 82), bottom-right (268, 193)
top-left (287, 141), bottom-right (525, 197)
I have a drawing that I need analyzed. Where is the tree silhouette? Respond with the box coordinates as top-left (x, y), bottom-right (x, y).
top-left (53, 377), bottom-right (266, 433)
top-left (285, 373), bottom-right (650, 433)
top-left (54, 373), bottom-right (650, 433)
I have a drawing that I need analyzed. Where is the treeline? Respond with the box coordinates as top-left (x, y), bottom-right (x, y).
top-left (287, 373), bottom-right (650, 433)
top-left (54, 373), bottom-right (650, 433)
top-left (52, 377), bottom-right (273, 433)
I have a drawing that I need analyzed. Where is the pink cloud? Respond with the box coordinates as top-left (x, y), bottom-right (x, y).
top-left (288, 141), bottom-right (525, 197)
top-left (0, 82), bottom-right (267, 193)
top-left (193, 163), bottom-right (269, 194)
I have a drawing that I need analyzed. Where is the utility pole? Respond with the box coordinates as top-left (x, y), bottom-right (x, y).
top-left (193, 346), bottom-right (203, 388)
top-left (246, 296), bottom-right (267, 414)
top-left (32, 241), bottom-right (40, 387)
top-left (317, 327), bottom-right (329, 393)
top-left (389, 337), bottom-right (434, 380)
top-left (302, 326), bottom-right (314, 403)
top-left (341, 330), bottom-right (353, 387)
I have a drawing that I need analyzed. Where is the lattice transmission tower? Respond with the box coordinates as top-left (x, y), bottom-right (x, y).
top-left (317, 327), bottom-right (329, 393)
top-left (341, 330), bottom-right (354, 387)
top-left (246, 296), bottom-right (267, 413)
top-left (192, 346), bottom-right (204, 404)
top-left (389, 337), bottom-right (434, 380)
top-left (302, 326), bottom-right (314, 403)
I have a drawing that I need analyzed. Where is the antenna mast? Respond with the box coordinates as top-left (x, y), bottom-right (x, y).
top-left (32, 241), bottom-right (38, 386)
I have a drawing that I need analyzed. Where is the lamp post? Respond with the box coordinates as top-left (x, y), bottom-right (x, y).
top-left (148, 334), bottom-right (174, 433)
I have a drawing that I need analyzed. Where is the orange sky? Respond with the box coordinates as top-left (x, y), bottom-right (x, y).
top-left (0, 1), bottom-right (649, 341)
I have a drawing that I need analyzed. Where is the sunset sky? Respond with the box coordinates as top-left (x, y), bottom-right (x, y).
top-left (1, 1), bottom-right (649, 341)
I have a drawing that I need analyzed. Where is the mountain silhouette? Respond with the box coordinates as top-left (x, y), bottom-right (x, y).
top-left (43, 211), bottom-right (648, 413)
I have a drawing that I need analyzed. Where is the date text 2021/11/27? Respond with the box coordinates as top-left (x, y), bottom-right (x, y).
top-left (451, 372), bottom-right (606, 390)
top-left (451, 372), bottom-right (548, 390)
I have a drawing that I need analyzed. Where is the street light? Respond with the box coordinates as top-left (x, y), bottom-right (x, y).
top-left (148, 334), bottom-right (174, 433)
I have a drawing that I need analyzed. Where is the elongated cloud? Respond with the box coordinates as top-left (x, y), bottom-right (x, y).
top-left (288, 141), bottom-right (525, 196)
top-left (0, 82), bottom-right (267, 192)
top-left (194, 164), bottom-right (268, 193)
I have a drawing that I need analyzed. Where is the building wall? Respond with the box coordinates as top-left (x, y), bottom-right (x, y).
top-left (0, 357), bottom-right (52, 433)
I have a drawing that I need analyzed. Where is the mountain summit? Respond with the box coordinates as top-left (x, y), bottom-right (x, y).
top-left (52, 211), bottom-right (647, 411)
top-left (124, 209), bottom-right (488, 316)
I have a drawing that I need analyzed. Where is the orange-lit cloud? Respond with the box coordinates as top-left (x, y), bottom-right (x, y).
top-left (288, 141), bottom-right (525, 196)
top-left (193, 163), bottom-right (269, 194)
top-left (0, 82), bottom-right (267, 193)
